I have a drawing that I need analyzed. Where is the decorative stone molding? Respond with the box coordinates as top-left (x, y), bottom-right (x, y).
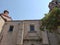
top-left (49, 0), bottom-right (60, 10)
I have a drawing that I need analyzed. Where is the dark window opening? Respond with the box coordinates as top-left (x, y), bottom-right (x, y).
top-left (31, 44), bottom-right (34, 45)
top-left (55, 2), bottom-right (58, 4)
top-left (9, 25), bottom-right (14, 32)
top-left (30, 25), bottom-right (35, 31)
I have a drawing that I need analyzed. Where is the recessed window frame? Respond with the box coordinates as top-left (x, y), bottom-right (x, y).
top-left (31, 44), bottom-right (34, 45)
top-left (9, 25), bottom-right (14, 32)
top-left (30, 24), bottom-right (35, 32)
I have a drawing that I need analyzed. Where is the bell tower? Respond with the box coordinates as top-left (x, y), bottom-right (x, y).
top-left (49, 0), bottom-right (60, 10)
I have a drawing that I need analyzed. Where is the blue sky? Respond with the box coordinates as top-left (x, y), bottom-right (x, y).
top-left (0, 0), bottom-right (51, 20)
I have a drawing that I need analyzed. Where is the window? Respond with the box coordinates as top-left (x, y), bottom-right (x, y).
top-left (9, 25), bottom-right (14, 32)
top-left (31, 44), bottom-right (34, 45)
top-left (30, 25), bottom-right (35, 31)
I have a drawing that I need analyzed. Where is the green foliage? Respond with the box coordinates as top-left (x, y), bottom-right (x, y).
top-left (40, 7), bottom-right (60, 31)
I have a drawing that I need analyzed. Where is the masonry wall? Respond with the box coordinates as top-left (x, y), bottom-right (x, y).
top-left (23, 20), bottom-right (42, 39)
top-left (23, 20), bottom-right (42, 45)
top-left (0, 20), bottom-right (58, 45)
top-left (0, 16), bottom-right (5, 33)
top-left (0, 21), bottom-right (24, 45)
top-left (0, 20), bottom-right (43, 45)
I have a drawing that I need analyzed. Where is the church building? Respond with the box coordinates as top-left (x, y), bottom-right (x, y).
top-left (0, 0), bottom-right (60, 45)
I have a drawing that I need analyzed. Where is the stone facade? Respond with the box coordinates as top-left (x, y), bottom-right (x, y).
top-left (0, 16), bottom-right (5, 33)
top-left (0, 20), bottom-right (51, 45)
top-left (0, 19), bottom-right (60, 45)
